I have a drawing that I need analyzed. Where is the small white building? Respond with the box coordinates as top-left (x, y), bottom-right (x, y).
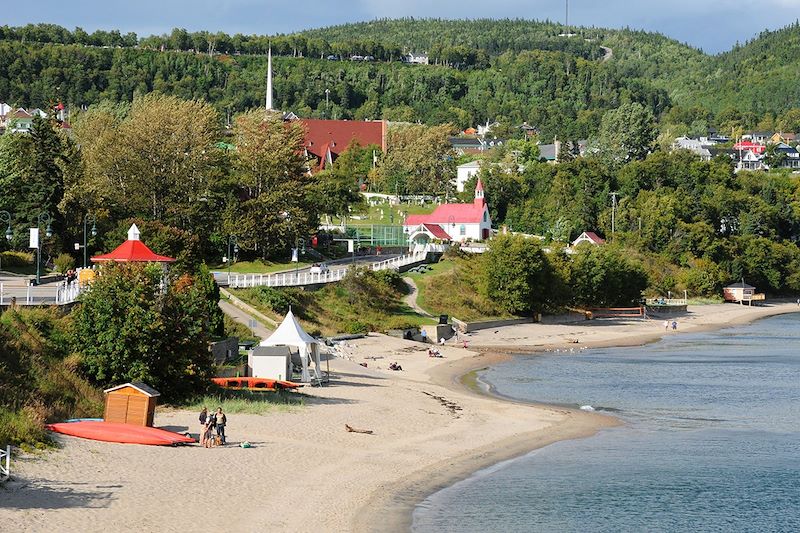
top-left (572, 232), bottom-right (605, 247)
top-left (403, 179), bottom-right (492, 245)
top-left (456, 160), bottom-right (481, 193)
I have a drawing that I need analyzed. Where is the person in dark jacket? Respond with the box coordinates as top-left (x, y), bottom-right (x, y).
top-left (198, 407), bottom-right (208, 446)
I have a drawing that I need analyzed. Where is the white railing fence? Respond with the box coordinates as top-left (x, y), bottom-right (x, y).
top-left (229, 251), bottom-right (428, 289)
top-left (1, 445), bottom-right (10, 482)
top-left (0, 281), bottom-right (85, 307)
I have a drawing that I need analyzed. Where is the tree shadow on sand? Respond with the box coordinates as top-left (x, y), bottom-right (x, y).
top-left (1, 478), bottom-right (114, 510)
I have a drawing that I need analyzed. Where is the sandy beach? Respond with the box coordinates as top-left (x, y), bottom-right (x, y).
top-left (2, 301), bottom-right (798, 532)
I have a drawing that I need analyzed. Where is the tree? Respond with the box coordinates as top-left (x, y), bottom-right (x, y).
top-left (594, 102), bottom-right (656, 166)
top-left (372, 124), bottom-right (456, 195)
top-left (570, 245), bottom-right (648, 307)
top-left (483, 234), bottom-right (556, 314)
top-left (71, 263), bottom-right (216, 400)
top-left (230, 110), bottom-right (318, 257)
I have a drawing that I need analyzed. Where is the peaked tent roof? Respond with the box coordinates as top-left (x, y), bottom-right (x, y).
top-left (91, 224), bottom-right (176, 263)
top-left (260, 309), bottom-right (318, 347)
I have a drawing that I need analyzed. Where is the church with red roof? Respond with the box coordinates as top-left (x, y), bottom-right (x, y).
top-left (403, 179), bottom-right (492, 244)
top-left (299, 118), bottom-right (386, 171)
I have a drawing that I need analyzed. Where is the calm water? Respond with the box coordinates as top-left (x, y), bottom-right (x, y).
top-left (412, 313), bottom-right (800, 533)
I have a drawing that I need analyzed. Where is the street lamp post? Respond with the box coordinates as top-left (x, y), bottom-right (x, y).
top-left (227, 236), bottom-right (238, 283)
top-left (0, 211), bottom-right (12, 272)
top-left (82, 214), bottom-right (97, 268)
top-left (36, 212), bottom-right (53, 285)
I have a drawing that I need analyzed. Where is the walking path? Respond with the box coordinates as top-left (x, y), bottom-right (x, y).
top-left (402, 277), bottom-right (432, 317)
top-left (218, 288), bottom-right (276, 341)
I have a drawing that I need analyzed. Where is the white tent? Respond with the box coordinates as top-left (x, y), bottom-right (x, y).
top-left (259, 309), bottom-right (321, 383)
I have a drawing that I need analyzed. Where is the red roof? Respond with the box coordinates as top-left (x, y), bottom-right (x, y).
top-left (733, 141), bottom-right (766, 154)
top-left (475, 177), bottom-right (484, 192)
top-left (406, 203), bottom-right (487, 226)
top-left (423, 223), bottom-right (452, 240)
top-left (582, 232), bottom-right (605, 244)
top-left (300, 119), bottom-right (386, 170)
top-left (91, 229), bottom-right (175, 264)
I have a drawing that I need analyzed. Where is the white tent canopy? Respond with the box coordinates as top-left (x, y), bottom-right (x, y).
top-left (259, 309), bottom-right (321, 383)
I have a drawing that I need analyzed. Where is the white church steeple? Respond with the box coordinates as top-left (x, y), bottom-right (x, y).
top-left (266, 47), bottom-right (274, 111)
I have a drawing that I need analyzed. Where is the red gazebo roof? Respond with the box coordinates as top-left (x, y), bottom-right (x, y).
top-left (91, 224), bottom-right (175, 263)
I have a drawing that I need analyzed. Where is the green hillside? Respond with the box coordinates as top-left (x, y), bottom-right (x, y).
top-left (1, 18), bottom-right (800, 135)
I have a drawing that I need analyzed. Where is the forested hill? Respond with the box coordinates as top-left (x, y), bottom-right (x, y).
top-left (1, 19), bottom-right (800, 136)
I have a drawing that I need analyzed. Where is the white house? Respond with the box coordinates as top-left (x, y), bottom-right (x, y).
top-left (403, 179), bottom-right (492, 245)
top-left (456, 160), bottom-right (481, 192)
top-left (405, 52), bottom-right (429, 65)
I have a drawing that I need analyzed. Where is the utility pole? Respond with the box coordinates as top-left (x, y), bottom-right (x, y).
top-left (609, 192), bottom-right (619, 238)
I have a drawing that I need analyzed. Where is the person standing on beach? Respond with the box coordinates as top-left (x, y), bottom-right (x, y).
top-left (215, 407), bottom-right (227, 445)
top-left (198, 407), bottom-right (208, 446)
top-left (672, 320), bottom-right (678, 331)
top-left (663, 320), bottom-right (669, 331)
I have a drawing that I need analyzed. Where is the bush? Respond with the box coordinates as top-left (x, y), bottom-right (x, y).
top-left (0, 250), bottom-right (33, 267)
top-left (53, 252), bottom-right (76, 273)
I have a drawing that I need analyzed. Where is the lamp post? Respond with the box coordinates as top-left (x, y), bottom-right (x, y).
top-left (226, 235), bottom-right (238, 283)
top-left (36, 212), bottom-right (52, 285)
top-left (82, 214), bottom-right (97, 268)
top-left (0, 211), bottom-right (12, 272)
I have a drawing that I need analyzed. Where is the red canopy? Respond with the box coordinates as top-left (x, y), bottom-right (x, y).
top-left (91, 224), bottom-right (175, 263)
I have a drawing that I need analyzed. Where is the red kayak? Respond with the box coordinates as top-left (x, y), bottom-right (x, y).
top-left (211, 376), bottom-right (302, 390)
top-left (46, 421), bottom-right (195, 446)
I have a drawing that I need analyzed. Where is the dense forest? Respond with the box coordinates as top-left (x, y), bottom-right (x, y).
top-left (2, 19), bottom-right (800, 138)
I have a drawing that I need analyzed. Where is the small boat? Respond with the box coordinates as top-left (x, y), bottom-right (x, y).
top-left (211, 376), bottom-right (302, 391)
top-left (46, 421), bottom-right (195, 446)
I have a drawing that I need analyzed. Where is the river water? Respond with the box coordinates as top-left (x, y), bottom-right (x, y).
top-left (412, 313), bottom-right (800, 532)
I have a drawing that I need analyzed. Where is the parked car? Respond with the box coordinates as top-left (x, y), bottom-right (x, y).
top-left (309, 263), bottom-right (330, 274)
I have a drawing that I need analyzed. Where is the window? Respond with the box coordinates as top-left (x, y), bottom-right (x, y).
top-left (460, 225), bottom-right (466, 236)
top-left (483, 212), bottom-right (488, 222)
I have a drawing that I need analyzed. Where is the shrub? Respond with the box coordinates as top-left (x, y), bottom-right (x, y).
top-left (0, 250), bottom-right (33, 267)
top-left (53, 252), bottom-right (76, 273)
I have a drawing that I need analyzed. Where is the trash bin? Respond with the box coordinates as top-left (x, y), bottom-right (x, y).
top-left (438, 314), bottom-right (449, 325)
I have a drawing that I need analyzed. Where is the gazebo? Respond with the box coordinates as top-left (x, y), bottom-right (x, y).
top-left (259, 309), bottom-right (321, 383)
top-left (91, 224), bottom-right (175, 264)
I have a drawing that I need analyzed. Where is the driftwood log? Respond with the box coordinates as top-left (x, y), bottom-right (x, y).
top-left (345, 424), bottom-right (374, 435)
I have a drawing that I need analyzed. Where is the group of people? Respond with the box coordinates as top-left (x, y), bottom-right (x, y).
top-left (663, 320), bottom-right (678, 331)
top-left (388, 361), bottom-right (403, 371)
top-left (428, 348), bottom-right (443, 358)
top-left (198, 407), bottom-right (227, 447)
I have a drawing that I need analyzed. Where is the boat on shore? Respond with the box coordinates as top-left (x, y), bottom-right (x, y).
top-left (211, 376), bottom-right (303, 391)
top-left (46, 421), bottom-right (195, 446)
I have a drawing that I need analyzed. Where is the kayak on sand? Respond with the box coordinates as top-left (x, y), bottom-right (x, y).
top-left (46, 421), bottom-right (195, 446)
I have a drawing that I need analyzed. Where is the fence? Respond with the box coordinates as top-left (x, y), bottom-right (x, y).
top-left (228, 251), bottom-right (427, 289)
top-left (589, 307), bottom-right (645, 319)
top-left (1, 445), bottom-right (10, 482)
top-left (0, 281), bottom-right (84, 306)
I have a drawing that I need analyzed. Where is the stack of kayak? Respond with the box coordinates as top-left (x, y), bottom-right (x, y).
top-left (211, 377), bottom-right (302, 391)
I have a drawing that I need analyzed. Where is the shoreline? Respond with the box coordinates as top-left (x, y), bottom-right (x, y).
top-left (4, 302), bottom-right (799, 532)
top-left (359, 301), bottom-right (800, 532)
top-left (354, 351), bottom-right (619, 533)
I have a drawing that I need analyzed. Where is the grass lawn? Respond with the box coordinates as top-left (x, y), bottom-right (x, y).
top-left (180, 388), bottom-right (304, 415)
top-left (336, 202), bottom-right (436, 225)
top-left (211, 259), bottom-right (314, 274)
top-left (405, 255), bottom-right (511, 322)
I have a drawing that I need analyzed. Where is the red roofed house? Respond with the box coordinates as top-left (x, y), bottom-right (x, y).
top-left (403, 179), bottom-right (492, 245)
top-left (571, 231), bottom-right (606, 247)
top-left (299, 118), bottom-right (387, 171)
top-left (91, 224), bottom-right (176, 264)
top-left (732, 140), bottom-right (766, 155)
